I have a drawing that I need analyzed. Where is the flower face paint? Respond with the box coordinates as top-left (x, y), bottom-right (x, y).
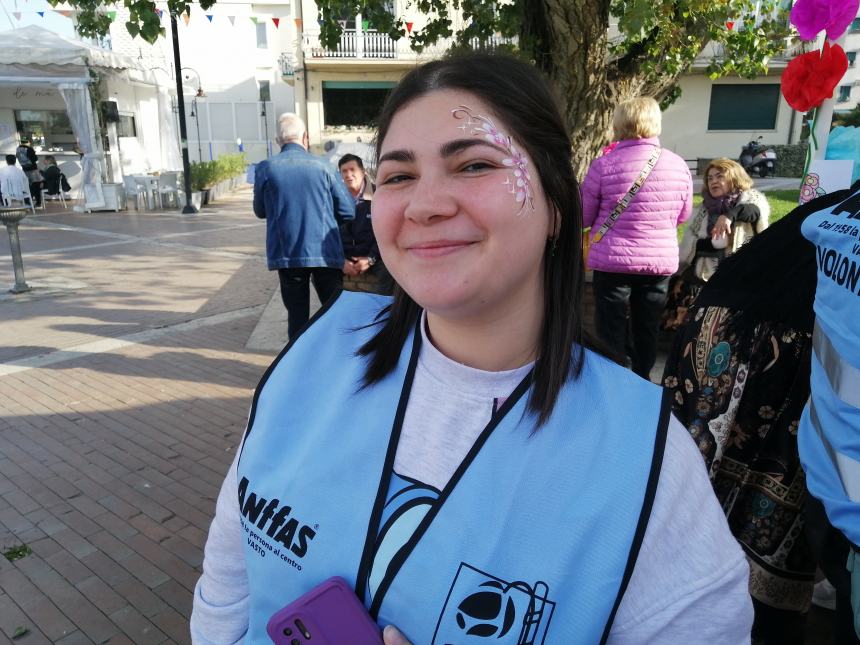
top-left (452, 105), bottom-right (535, 215)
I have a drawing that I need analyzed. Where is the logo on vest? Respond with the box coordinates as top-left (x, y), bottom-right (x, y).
top-left (432, 563), bottom-right (555, 644)
top-left (238, 476), bottom-right (317, 570)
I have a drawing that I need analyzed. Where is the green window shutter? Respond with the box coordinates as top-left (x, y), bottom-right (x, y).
top-left (708, 85), bottom-right (781, 131)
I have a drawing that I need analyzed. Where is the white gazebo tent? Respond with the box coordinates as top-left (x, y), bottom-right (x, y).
top-left (0, 25), bottom-right (177, 209)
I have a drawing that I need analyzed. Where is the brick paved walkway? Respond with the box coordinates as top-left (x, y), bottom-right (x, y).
top-left (0, 189), bottom-right (278, 643)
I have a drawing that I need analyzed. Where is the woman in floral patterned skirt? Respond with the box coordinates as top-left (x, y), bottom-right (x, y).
top-left (662, 202), bottom-right (819, 643)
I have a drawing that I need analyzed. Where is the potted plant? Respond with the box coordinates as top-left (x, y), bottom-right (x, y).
top-left (190, 161), bottom-right (215, 205)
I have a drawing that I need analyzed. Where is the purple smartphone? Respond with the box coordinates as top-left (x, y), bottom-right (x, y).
top-left (266, 576), bottom-right (384, 645)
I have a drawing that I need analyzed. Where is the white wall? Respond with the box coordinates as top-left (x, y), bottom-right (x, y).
top-left (108, 4), bottom-right (295, 162)
top-left (661, 73), bottom-right (799, 167)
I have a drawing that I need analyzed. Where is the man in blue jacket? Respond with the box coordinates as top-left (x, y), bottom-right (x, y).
top-left (254, 113), bottom-right (354, 338)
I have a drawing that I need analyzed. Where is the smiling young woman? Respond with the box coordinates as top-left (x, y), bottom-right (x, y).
top-left (192, 54), bottom-right (754, 645)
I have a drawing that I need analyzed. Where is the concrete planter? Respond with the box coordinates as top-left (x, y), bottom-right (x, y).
top-left (204, 175), bottom-right (245, 204)
top-left (178, 191), bottom-right (203, 210)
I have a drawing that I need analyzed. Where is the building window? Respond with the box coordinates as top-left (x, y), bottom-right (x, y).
top-left (837, 86), bottom-right (852, 103)
top-left (848, 51), bottom-right (857, 67)
top-left (14, 109), bottom-right (74, 149)
top-left (117, 114), bottom-right (137, 137)
top-left (707, 84), bottom-right (780, 130)
top-left (256, 22), bottom-right (268, 49)
top-left (322, 81), bottom-right (396, 126)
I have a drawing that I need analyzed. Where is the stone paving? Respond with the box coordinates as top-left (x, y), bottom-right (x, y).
top-left (0, 185), bottom-right (835, 644)
top-left (0, 189), bottom-right (283, 643)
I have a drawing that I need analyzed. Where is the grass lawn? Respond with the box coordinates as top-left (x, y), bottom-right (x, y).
top-left (682, 188), bottom-right (801, 239)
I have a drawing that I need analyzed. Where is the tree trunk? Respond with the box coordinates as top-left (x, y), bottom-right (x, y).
top-left (522, 0), bottom-right (705, 180)
top-left (524, 0), bottom-right (614, 180)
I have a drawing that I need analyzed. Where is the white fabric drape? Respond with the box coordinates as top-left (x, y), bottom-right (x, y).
top-left (157, 85), bottom-right (182, 170)
top-left (58, 82), bottom-right (105, 209)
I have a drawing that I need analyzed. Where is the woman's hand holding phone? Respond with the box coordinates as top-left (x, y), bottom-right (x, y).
top-left (382, 625), bottom-right (412, 645)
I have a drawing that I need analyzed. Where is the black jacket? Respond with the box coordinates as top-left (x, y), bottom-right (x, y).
top-left (340, 200), bottom-right (379, 260)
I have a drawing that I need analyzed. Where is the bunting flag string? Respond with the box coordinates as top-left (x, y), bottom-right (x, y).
top-left (11, 5), bottom-right (331, 31)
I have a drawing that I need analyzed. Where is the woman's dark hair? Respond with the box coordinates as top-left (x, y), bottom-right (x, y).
top-left (358, 52), bottom-right (603, 426)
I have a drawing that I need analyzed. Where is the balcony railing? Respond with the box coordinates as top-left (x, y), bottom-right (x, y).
top-left (303, 30), bottom-right (515, 60)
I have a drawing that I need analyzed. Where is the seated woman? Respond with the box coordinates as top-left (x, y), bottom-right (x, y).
top-left (40, 156), bottom-right (71, 198)
top-left (664, 158), bottom-right (769, 330)
top-left (192, 53), bottom-right (752, 644)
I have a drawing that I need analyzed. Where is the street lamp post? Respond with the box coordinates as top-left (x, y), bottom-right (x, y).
top-left (260, 101), bottom-right (271, 158)
top-left (190, 97), bottom-right (203, 162)
top-left (182, 67), bottom-right (205, 162)
top-left (169, 13), bottom-right (196, 214)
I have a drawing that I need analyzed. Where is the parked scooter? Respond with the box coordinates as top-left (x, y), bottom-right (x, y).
top-left (739, 136), bottom-right (777, 177)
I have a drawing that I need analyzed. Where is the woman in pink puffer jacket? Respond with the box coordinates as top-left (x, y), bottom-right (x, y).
top-left (581, 97), bottom-right (693, 380)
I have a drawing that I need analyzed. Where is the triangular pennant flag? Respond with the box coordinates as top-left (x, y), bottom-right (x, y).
top-left (206, 14), bottom-right (213, 22)
top-left (58, 10), bottom-right (72, 17)
top-left (182, 13), bottom-right (190, 25)
top-left (406, 21), bottom-right (413, 33)
top-left (107, 10), bottom-right (116, 20)
top-left (228, 15), bottom-right (235, 25)
top-left (250, 16), bottom-right (258, 24)
top-left (361, 19), bottom-right (369, 30)
top-left (13, 11), bottom-right (21, 20)
top-left (294, 17), bottom-right (302, 30)
top-left (37, 11), bottom-right (45, 17)
top-left (726, 20), bottom-right (734, 30)
top-left (156, 8), bottom-right (163, 18)
top-left (272, 17), bottom-right (279, 28)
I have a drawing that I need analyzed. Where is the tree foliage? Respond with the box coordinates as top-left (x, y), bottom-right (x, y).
top-left (49, 0), bottom-right (216, 43)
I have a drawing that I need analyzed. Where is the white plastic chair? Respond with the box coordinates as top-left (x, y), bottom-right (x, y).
top-left (1, 191), bottom-right (36, 215)
top-left (42, 185), bottom-right (67, 209)
top-left (123, 176), bottom-right (146, 211)
top-left (156, 172), bottom-right (179, 209)
top-left (43, 189), bottom-right (67, 208)
top-left (0, 172), bottom-right (36, 214)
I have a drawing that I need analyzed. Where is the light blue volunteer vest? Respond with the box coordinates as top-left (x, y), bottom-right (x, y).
top-left (237, 291), bottom-right (670, 644)
top-left (799, 183), bottom-right (860, 546)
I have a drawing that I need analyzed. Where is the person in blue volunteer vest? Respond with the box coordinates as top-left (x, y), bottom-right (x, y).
top-left (191, 54), bottom-right (752, 644)
top-left (798, 180), bottom-right (860, 637)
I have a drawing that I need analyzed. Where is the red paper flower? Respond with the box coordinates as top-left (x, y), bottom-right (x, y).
top-left (790, 0), bottom-right (860, 41)
top-left (781, 42), bottom-right (849, 112)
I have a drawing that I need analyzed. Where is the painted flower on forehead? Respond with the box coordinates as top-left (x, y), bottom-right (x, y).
top-left (451, 105), bottom-right (535, 215)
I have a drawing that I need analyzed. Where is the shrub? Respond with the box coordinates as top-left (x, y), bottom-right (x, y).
top-left (189, 154), bottom-right (247, 191)
top-left (769, 143), bottom-right (808, 178)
